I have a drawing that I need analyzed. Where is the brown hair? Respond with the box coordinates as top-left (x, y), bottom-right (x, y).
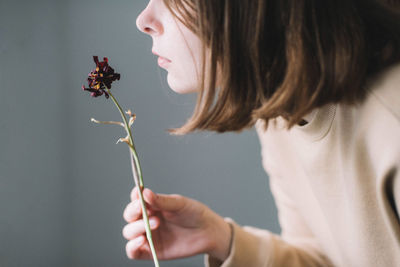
top-left (164, 0), bottom-right (400, 134)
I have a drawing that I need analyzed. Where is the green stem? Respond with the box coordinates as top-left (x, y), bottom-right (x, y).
top-left (106, 88), bottom-right (160, 267)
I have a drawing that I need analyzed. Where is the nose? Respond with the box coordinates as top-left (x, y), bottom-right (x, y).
top-left (136, 1), bottom-right (163, 36)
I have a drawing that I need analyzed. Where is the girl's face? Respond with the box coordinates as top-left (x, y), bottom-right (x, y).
top-left (136, 0), bottom-right (203, 94)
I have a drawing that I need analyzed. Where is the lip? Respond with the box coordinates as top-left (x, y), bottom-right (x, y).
top-left (157, 56), bottom-right (171, 68)
top-left (152, 50), bottom-right (171, 67)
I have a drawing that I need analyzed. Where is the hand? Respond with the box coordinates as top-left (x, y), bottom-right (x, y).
top-left (123, 187), bottom-right (232, 261)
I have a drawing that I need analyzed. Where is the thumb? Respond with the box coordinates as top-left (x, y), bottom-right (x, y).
top-left (143, 188), bottom-right (186, 212)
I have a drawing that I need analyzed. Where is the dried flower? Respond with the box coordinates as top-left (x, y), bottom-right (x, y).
top-left (82, 56), bottom-right (121, 99)
top-left (83, 56), bottom-right (159, 267)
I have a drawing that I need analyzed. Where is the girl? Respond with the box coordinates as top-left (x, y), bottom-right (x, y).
top-left (123, 0), bottom-right (400, 266)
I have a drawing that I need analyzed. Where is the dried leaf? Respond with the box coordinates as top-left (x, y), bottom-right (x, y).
top-left (116, 136), bottom-right (130, 145)
top-left (125, 109), bottom-right (133, 117)
top-left (91, 118), bottom-right (124, 127)
top-left (129, 115), bottom-right (136, 127)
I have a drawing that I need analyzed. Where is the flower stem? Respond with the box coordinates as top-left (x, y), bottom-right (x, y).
top-left (106, 88), bottom-right (160, 267)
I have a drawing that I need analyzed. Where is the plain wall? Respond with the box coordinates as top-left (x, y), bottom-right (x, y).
top-left (0, 1), bottom-right (280, 266)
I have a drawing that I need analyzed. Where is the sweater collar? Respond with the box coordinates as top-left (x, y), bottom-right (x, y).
top-left (290, 104), bottom-right (337, 142)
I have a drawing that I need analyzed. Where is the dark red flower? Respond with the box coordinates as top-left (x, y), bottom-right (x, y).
top-left (82, 56), bottom-right (121, 99)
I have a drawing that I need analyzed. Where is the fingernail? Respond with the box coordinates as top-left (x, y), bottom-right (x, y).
top-left (125, 202), bottom-right (138, 221)
top-left (149, 218), bottom-right (157, 227)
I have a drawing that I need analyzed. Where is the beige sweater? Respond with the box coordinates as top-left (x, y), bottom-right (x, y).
top-left (206, 63), bottom-right (400, 267)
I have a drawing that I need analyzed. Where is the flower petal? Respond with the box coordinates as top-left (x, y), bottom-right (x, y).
top-left (83, 56), bottom-right (120, 99)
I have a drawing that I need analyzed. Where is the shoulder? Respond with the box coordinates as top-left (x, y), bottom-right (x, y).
top-left (351, 63), bottom-right (400, 169)
top-left (366, 63), bottom-right (400, 123)
top-left (359, 63), bottom-right (400, 152)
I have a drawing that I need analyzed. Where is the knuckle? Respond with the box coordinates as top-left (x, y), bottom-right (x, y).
top-left (130, 187), bottom-right (138, 201)
top-left (131, 187), bottom-right (136, 200)
top-left (124, 201), bottom-right (140, 222)
top-left (123, 206), bottom-right (131, 222)
top-left (170, 194), bottom-right (186, 209)
top-left (170, 193), bottom-right (184, 202)
top-left (122, 220), bottom-right (145, 240)
top-left (122, 224), bottom-right (131, 239)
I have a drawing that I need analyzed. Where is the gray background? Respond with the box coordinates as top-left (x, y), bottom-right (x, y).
top-left (0, 0), bottom-right (280, 266)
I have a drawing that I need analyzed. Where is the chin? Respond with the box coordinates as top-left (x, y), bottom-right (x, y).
top-left (167, 74), bottom-right (198, 94)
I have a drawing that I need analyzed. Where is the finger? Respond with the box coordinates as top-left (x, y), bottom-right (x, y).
top-left (123, 201), bottom-right (141, 222)
top-left (135, 241), bottom-right (152, 260)
top-left (143, 189), bottom-right (186, 212)
top-left (124, 199), bottom-right (157, 222)
top-left (122, 216), bottom-right (159, 240)
top-left (126, 235), bottom-right (146, 259)
top-left (132, 187), bottom-right (157, 204)
top-left (130, 186), bottom-right (139, 202)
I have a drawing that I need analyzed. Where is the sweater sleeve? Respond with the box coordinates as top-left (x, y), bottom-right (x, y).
top-left (204, 174), bottom-right (334, 267)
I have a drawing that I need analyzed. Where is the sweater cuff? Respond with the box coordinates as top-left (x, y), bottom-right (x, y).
top-left (204, 218), bottom-right (274, 267)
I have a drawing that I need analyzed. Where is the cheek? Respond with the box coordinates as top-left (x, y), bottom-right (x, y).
top-left (166, 45), bottom-right (203, 94)
top-left (164, 21), bottom-right (204, 94)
